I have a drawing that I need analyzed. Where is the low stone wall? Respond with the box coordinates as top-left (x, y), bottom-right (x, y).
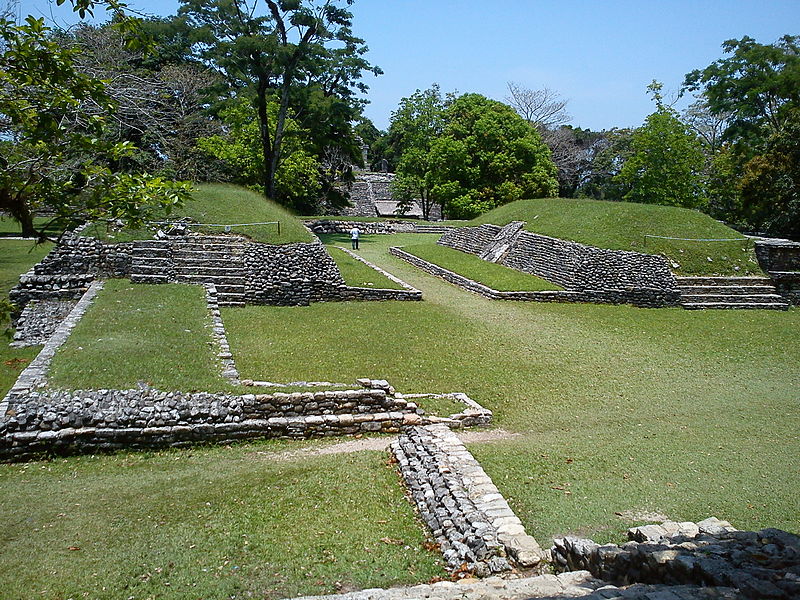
top-left (392, 424), bottom-right (545, 577)
top-left (11, 299), bottom-right (78, 347)
top-left (437, 225), bottom-right (680, 307)
top-left (755, 239), bottom-right (800, 306)
top-left (391, 248), bottom-right (679, 308)
top-left (551, 518), bottom-right (800, 599)
top-left (243, 241), bottom-right (344, 305)
top-left (305, 219), bottom-right (417, 235)
top-left (0, 384), bottom-right (421, 460)
top-left (11, 234), bottom-right (421, 309)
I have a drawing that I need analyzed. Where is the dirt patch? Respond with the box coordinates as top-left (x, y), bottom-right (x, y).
top-left (250, 428), bottom-right (520, 462)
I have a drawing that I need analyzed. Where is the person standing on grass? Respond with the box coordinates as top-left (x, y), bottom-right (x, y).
top-left (350, 225), bottom-right (360, 250)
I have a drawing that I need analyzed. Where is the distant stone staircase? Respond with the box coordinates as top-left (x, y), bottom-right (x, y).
top-left (478, 221), bottom-right (526, 263)
top-left (676, 276), bottom-right (789, 310)
top-left (130, 235), bottom-right (248, 306)
top-left (412, 224), bottom-right (454, 235)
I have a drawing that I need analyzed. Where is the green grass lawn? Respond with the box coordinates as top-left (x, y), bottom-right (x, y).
top-left (400, 242), bottom-right (562, 292)
top-left (48, 280), bottom-right (233, 392)
top-left (0, 442), bottom-right (444, 599)
top-left (471, 198), bottom-right (761, 276)
top-left (84, 184), bottom-right (315, 244)
top-left (326, 246), bottom-right (405, 290)
top-left (222, 234), bottom-right (799, 542)
top-left (0, 216), bottom-right (62, 237)
top-left (1, 239), bottom-right (54, 396)
top-left (3, 232), bottom-right (798, 595)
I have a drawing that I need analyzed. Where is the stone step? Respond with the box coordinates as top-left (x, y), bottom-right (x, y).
top-left (130, 274), bottom-right (171, 284)
top-left (172, 249), bottom-right (245, 260)
top-left (675, 276), bottom-right (772, 286)
top-left (131, 265), bottom-right (175, 276)
top-left (175, 274), bottom-right (246, 285)
top-left (174, 268), bottom-right (247, 278)
top-left (683, 301), bottom-right (788, 310)
top-left (131, 247), bottom-right (172, 258)
top-left (175, 270), bottom-right (247, 285)
top-left (131, 254), bottom-right (172, 264)
top-left (677, 284), bottom-right (776, 295)
top-left (681, 293), bottom-right (786, 303)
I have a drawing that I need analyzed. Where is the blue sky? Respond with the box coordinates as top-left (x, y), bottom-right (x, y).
top-left (17, 0), bottom-right (800, 131)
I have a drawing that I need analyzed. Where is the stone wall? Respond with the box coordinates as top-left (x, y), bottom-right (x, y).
top-left (305, 220), bottom-right (417, 235)
top-left (0, 383), bottom-right (422, 460)
top-left (755, 239), bottom-right (800, 305)
top-left (551, 518), bottom-right (800, 599)
top-left (243, 241), bottom-right (344, 306)
top-left (437, 225), bottom-right (680, 307)
top-left (391, 247), bottom-right (680, 309)
top-left (9, 233), bottom-right (130, 310)
top-left (11, 234), bottom-right (420, 310)
top-left (392, 425), bottom-right (545, 577)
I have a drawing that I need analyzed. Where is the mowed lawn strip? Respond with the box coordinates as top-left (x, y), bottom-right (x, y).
top-left (1, 239), bottom-right (54, 396)
top-left (401, 242), bottom-right (562, 291)
top-left (470, 198), bottom-right (760, 276)
top-left (48, 280), bottom-right (232, 392)
top-left (326, 246), bottom-right (405, 290)
top-left (0, 443), bottom-right (444, 599)
top-left (222, 233), bottom-right (800, 540)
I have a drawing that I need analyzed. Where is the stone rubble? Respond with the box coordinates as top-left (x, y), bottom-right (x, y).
top-left (551, 518), bottom-right (800, 599)
top-left (10, 299), bottom-right (78, 347)
top-left (392, 424), bottom-right (545, 576)
top-left (204, 283), bottom-right (240, 383)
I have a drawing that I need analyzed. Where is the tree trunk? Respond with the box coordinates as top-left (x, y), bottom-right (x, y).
top-left (267, 75), bottom-right (292, 202)
top-left (0, 188), bottom-right (36, 237)
top-left (255, 79), bottom-right (274, 199)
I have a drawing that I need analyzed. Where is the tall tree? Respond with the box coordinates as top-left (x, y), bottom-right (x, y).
top-left (387, 84), bottom-right (453, 220)
top-left (684, 35), bottom-right (800, 148)
top-left (431, 93), bottom-right (558, 219)
top-left (178, 0), bottom-right (380, 204)
top-left (684, 35), bottom-right (800, 237)
top-left (505, 82), bottom-right (570, 129)
top-left (614, 82), bottom-right (706, 209)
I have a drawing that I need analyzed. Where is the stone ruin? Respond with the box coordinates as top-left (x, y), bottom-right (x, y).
top-left (337, 171), bottom-right (442, 220)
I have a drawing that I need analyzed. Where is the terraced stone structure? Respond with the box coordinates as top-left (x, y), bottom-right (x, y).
top-left (10, 231), bottom-right (421, 312)
top-left (437, 223), bottom-right (682, 308)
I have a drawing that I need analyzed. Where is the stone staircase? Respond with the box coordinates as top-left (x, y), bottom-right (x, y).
top-left (676, 276), bottom-right (789, 310)
top-left (412, 224), bottom-right (453, 235)
top-left (478, 221), bottom-right (526, 263)
top-left (130, 235), bottom-right (248, 306)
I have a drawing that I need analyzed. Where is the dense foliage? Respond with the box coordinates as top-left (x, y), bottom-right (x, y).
top-left (0, 15), bottom-right (191, 240)
top-left (387, 88), bottom-right (558, 220)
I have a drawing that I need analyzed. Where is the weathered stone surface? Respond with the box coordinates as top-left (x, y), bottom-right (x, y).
top-left (428, 224), bottom-right (681, 308)
top-left (551, 519), bottom-right (799, 599)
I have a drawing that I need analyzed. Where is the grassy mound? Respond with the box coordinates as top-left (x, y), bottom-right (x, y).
top-left (470, 198), bottom-right (761, 276)
top-left (86, 184), bottom-right (314, 244)
top-left (402, 243), bottom-right (562, 292)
